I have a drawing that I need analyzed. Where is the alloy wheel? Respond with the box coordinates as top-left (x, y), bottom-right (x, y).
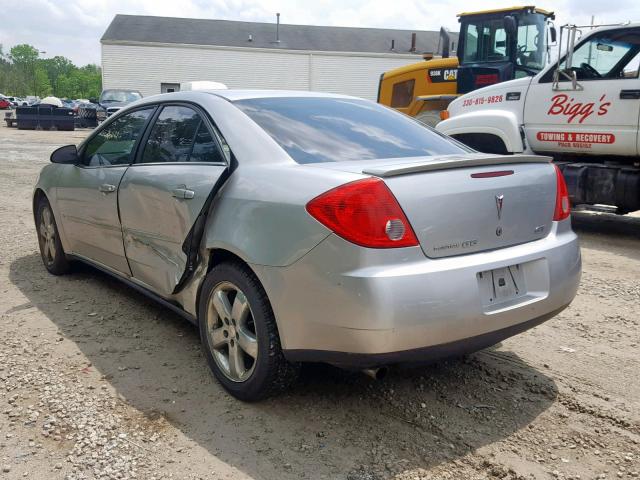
top-left (39, 206), bottom-right (57, 267)
top-left (206, 281), bottom-right (259, 382)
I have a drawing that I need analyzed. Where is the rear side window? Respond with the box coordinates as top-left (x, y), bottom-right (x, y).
top-left (390, 79), bottom-right (415, 108)
top-left (234, 97), bottom-right (468, 164)
top-left (190, 123), bottom-right (225, 163)
top-left (142, 106), bottom-right (200, 163)
top-left (141, 105), bottom-right (225, 163)
top-left (83, 108), bottom-right (154, 166)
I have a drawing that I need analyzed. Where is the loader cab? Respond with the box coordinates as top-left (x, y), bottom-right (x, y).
top-left (457, 7), bottom-right (555, 93)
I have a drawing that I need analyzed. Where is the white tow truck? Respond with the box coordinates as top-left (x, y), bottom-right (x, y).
top-left (437, 22), bottom-right (640, 213)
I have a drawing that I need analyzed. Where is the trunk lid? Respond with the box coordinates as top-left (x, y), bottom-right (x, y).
top-left (312, 154), bottom-right (557, 258)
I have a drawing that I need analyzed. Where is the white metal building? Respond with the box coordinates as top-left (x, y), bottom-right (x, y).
top-left (101, 15), bottom-right (457, 101)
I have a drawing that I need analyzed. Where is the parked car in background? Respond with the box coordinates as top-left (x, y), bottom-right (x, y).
top-left (0, 96), bottom-right (12, 109)
top-left (33, 90), bottom-right (581, 401)
top-left (93, 89), bottom-right (143, 120)
top-left (5, 96), bottom-right (29, 106)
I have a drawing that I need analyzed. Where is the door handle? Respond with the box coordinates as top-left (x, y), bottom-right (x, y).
top-left (99, 183), bottom-right (116, 193)
top-left (620, 89), bottom-right (640, 99)
top-left (172, 187), bottom-right (195, 199)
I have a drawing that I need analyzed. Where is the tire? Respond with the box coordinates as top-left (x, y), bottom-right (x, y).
top-left (415, 109), bottom-right (442, 128)
top-left (35, 198), bottom-right (70, 275)
top-left (198, 261), bottom-right (300, 401)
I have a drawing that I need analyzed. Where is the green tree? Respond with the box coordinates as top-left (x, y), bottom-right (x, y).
top-left (42, 56), bottom-right (74, 96)
top-left (33, 65), bottom-right (51, 97)
top-left (0, 43), bottom-right (101, 99)
top-left (9, 44), bottom-right (41, 97)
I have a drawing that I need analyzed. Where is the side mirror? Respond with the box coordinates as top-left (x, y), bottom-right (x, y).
top-left (550, 26), bottom-right (557, 43)
top-left (503, 15), bottom-right (517, 36)
top-left (51, 145), bottom-right (80, 164)
top-left (89, 98), bottom-right (98, 104)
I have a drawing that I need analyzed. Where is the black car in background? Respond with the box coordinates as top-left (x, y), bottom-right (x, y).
top-left (77, 89), bottom-right (143, 128)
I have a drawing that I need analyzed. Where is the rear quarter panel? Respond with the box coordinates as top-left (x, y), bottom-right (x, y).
top-left (203, 163), bottom-right (363, 267)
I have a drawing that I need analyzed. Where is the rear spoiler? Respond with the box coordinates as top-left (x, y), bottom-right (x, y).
top-left (362, 154), bottom-right (552, 178)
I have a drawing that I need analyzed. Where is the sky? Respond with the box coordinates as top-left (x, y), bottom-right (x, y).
top-left (1, 0), bottom-right (638, 66)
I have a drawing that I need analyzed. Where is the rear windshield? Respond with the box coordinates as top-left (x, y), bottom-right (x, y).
top-left (234, 97), bottom-right (469, 164)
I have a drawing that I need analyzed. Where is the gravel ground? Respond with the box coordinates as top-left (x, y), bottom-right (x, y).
top-left (0, 123), bottom-right (638, 480)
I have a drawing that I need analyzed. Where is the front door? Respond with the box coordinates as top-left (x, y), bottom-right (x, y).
top-left (524, 27), bottom-right (640, 156)
top-left (118, 104), bottom-right (228, 297)
top-left (55, 107), bottom-right (155, 274)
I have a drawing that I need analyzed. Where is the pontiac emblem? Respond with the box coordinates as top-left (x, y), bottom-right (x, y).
top-left (495, 194), bottom-right (504, 220)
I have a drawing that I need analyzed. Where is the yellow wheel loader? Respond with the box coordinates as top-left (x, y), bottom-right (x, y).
top-left (378, 6), bottom-right (556, 126)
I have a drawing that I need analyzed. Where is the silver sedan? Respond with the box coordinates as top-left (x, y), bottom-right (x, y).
top-left (33, 90), bottom-right (581, 400)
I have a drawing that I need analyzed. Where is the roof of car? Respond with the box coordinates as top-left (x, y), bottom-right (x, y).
top-left (102, 14), bottom-right (458, 55)
top-left (210, 90), bottom-right (357, 101)
top-left (137, 90), bottom-right (360, 105)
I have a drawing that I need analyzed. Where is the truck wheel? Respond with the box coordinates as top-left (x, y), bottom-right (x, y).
top-left (415, 110), bottom-right (441, 128)
top-left (198, 261), bottom-right (300, 401)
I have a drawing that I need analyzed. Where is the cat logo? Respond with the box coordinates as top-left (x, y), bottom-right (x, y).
top-left (428, 68), bottom-right (458, 83)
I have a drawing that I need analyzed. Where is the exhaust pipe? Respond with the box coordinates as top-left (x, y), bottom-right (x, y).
top-left (362, 367), bottom-right (388, 380)
top-left (439, 27), bottom-right (451, 58)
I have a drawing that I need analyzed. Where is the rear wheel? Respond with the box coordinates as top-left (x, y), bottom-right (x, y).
top-left (36, 198), bottom-right (70, 275)
top-left (199, 261), bottom-right (299, 401)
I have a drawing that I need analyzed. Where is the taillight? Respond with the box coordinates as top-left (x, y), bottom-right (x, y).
top-left (306, 178), bottom-right (419, 248)
top-left (553, 165), bottom-right (571, 221)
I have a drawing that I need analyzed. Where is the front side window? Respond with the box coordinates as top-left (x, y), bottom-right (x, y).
top-left (141, 105), bottom-right (224, 163)
top-left (516, 13), bottom-right (546, 72)
top-left (565, 29), bottom-right (640, 79)
top-left (462, 18), bottom-right (508, 64)
top-left (82, 108), bottom-right (153, 166)
top-left (235, 97), bottom-right (470, 164)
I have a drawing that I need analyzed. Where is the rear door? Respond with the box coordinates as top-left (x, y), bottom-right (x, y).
top-left (118, 104), bottom-right (229, 297)
top-left (524, 27), bottom-right (640, 156)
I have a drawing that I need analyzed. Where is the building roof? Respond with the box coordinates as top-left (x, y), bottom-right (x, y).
top-left (101, 14), bottom-right (458, 55)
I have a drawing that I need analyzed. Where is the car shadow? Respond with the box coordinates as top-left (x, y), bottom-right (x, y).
top-left (572, 210), bottom-right (640, 260)
top-left (10, 253), bottom-right (558, 479)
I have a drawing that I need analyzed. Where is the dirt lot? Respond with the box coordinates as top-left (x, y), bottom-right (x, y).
top-left (0, 123), bottom-right (639, 480)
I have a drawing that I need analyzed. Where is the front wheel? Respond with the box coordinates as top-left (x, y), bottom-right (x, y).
top-left (198, 262), bottom-right (299, 401)
top-left (36, 198), bottom-right (70, 275)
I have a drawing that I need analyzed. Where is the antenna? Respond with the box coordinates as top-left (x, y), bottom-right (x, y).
top-left (276, 13), bottom-right (280, 43)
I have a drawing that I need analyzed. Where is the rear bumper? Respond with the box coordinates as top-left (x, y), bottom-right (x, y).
top-left (252, 219), bottom-right (581, 365)
top-left (284, 306), bottom-right (567, 368)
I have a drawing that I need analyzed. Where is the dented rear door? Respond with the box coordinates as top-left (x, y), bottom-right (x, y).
top-left (118, 104), bottom-right (229, 297)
